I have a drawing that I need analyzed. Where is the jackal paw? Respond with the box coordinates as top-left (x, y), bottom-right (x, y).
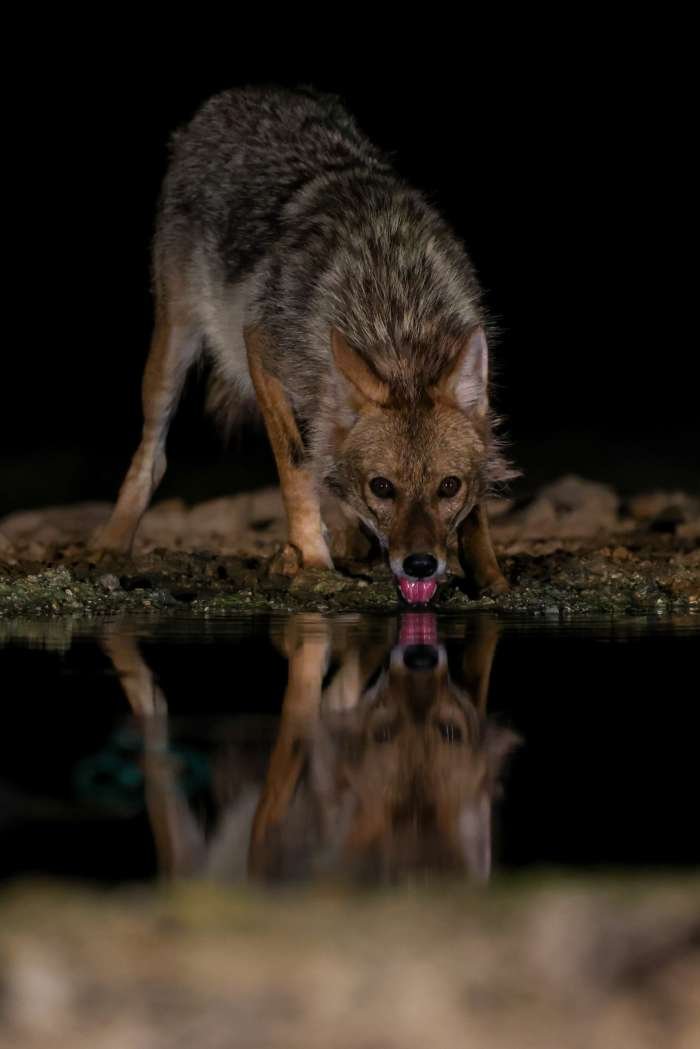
top-left (87, 541), bottom-right (129, 565)
top-left (268, 543), bottom-right (305, 577)
top-left (268, 542), bottom-right (336, 577)
top-left (88, 522), bottom-right (136, 561)
top-left (477, 572), bottom-right (510, 597)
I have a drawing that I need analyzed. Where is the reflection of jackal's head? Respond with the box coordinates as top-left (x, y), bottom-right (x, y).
top-left (324, 329), bottom-right (515, 605)
top-left (328, 643), bottom-right (517, 882)
top-left (251, 617), bottom-right (519, 883)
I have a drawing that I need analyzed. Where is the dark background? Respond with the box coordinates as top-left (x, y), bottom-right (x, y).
top-left (3, 38), bottom-right (696, 518)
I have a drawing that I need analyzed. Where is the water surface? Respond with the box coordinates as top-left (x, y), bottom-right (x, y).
top-left (1, 612), bottom-right (698, 884)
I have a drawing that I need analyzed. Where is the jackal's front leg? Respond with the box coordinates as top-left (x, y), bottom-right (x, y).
top-left (460, 616), bottom-right (502, 715)
top-left (458, 503), bottom-right (508, 596)
top-left (248, 617), bottom-right (330, 877)
top-left (245, 325), bottom-right (332, 573)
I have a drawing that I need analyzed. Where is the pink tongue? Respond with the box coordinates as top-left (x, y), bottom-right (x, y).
top-left (398, 578), bottom-right (438, 605)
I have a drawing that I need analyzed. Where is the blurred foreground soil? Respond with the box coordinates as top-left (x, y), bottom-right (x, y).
top-left (1, 879), bottom-right (698, 1049)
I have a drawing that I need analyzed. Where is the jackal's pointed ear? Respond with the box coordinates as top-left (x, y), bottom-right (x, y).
top-left (331, 329), bottom-right (390, 410)
top-left (454, 725), bottom-right (519, 881)
top-left (457, 794), bottom-right (492, 882)
top-left (433, 327), bottom-right (489, 415)
top-left (484, 725), bottom-right (521, 787)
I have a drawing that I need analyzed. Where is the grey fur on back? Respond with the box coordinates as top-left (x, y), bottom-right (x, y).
top-left (154, 85), bottom-right (488, 448)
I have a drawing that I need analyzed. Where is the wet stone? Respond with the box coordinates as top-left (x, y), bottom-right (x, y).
top-left (98, 574), bottom-right (121, 592)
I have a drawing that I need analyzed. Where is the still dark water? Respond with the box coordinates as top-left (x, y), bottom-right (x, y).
top-left (1, 612), bottom-right (698, 884)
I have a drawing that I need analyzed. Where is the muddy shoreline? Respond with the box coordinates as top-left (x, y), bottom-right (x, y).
top-left (1, 476), bottom-right (698, 619)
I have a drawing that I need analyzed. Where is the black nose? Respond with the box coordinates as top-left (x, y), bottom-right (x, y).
top-left (403, 644), bottom-right (439, 671)
top-left (403, 553), bottom-right (438, 578)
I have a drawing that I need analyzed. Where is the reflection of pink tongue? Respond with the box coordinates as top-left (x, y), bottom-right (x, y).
top-left (398, 578), bottom-right (438, 604)
top-left (400, 613), bottom-right (438, 645)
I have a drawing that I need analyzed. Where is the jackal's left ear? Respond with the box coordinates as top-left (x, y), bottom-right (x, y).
top-left (433, 327), bottom-right (489, 415)
top-left (457, 794), bottom-right (492, 882)
top-left (484, 725), bottom-right (521, 787)
top-left (331, 329), bottom-right (391, 410)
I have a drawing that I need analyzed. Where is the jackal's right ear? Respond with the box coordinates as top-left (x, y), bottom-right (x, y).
top-left (331, 330), bottom-right (390, 410)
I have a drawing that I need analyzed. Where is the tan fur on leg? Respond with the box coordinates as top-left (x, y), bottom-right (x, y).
top-left (101, 631), bottom-right (205, 876)
top-left (245, 325), bottom-right (332, 571)
top-left (248, 620), bottom-right (329, 877)
top-left (458, 503), bottom-right (508, 596)
top-left (93, 305), bottom-right (200, 555)
top-left (460, 617), bottom-right (502, 715)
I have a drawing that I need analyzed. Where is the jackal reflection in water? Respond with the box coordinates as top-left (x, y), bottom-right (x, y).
top-left (103, 614), bottom-right (518, 884)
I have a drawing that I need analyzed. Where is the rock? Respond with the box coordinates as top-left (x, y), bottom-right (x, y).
top-left (26, 541), bottom-right (49, 561)
top-left (289, 567), bottom-right (349, 594)
top-left (627, 491), bottom-right (700, 523)
top-left (0, 503), bottom-right (111, 550)
top-left (98, 574), bottom-right (121, 592)
top-left (492, 476), bottom-right (622, 542)
top-left (0, 531), bottom-right (17, 564)
top-left (678, 520), bottom-right (700, 540)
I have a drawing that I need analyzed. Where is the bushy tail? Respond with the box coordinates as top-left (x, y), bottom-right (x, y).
top-left (205, 368), bottom-right (259, 440)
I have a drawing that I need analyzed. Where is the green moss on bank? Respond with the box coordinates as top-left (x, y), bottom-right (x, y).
top-left (1, 542), bottom-right (698, 619)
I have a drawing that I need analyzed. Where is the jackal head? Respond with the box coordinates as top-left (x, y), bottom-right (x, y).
top-left (325, 328), bottom-right (511, 604)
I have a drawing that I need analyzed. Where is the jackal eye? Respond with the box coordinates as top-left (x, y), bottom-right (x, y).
top-left (373, 721), bottom-right (398, 744)
top-left (438, 476), bottom-right (462, 498)
top-left (437, 720), bottom-right (463, 743)
top-left (369, 477), bottom-right (395, 499)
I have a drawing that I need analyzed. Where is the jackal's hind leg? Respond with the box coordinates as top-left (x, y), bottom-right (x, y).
top-left (458, 503), bottom-right (508, 596)
top-left (245, 325), bottom-right (332, 573)
top-left (92, 313), bottom-right (200, 555)
top-left (100, 631), bottom-right (205, 876)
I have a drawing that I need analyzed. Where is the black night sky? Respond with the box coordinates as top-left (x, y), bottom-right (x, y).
top-left (4, 38), bottom-right (696, 517)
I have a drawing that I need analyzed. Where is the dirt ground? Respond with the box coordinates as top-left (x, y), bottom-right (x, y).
top-left (1, 475), bottom-right (699, 618)
top-left (1, 878), bottom-right (698, 1049)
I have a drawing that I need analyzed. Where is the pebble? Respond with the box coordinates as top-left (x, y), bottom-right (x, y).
top-left (98, 574), bottom-right (121, 592)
